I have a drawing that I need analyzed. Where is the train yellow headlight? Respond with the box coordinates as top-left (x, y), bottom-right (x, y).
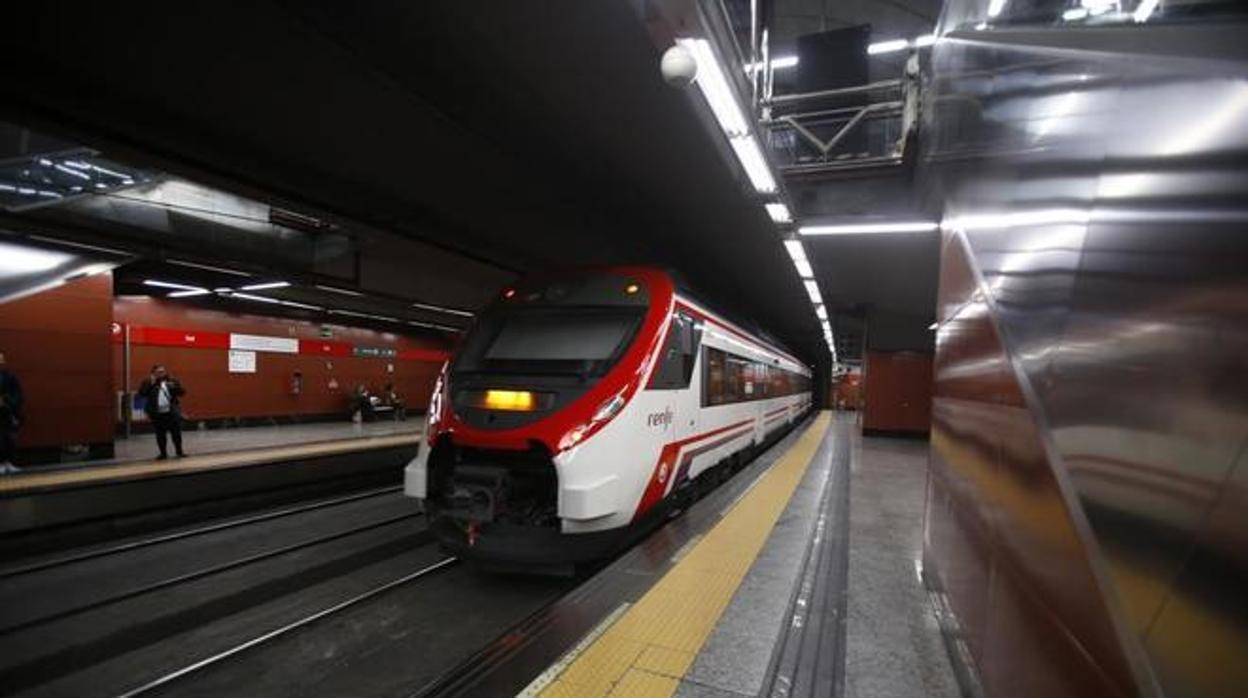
top-left (483, 389), bottom-right (538, 411)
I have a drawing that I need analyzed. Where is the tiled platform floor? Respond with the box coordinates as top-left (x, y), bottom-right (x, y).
top-left (674, 414), bottom-right (958, 697)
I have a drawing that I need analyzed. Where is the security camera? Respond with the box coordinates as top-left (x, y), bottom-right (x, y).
top-left (660, 45), bottom-right (697, 87)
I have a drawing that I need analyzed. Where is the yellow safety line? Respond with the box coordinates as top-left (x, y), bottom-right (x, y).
top-left (534, 411), bottom-right (832, 698)
top-left (0, 432), bottom-right (421, 495)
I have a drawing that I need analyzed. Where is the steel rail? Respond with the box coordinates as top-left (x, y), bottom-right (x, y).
top-left (118, 556), bottom-right (459, 697)
top-left (0, 485), bottom-right (406, 579)
top-left (0, 511), bottom-right (423, 636)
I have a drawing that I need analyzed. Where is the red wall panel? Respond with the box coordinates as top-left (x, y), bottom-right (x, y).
top-left (113, 297), bottom-right (452, 421)
top-left (0, 273), bottom-right (114, 449)
top-left (862, 350), bottom-right (932, 434)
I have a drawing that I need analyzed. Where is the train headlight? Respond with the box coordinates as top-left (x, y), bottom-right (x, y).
top-left (559, 390), bottom-right (628, 452)
top-left (463, 389), bottom-right (554, 412)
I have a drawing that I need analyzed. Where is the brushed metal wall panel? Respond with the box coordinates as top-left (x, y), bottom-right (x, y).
top-left (922, 24), bottom-right (1248, 698)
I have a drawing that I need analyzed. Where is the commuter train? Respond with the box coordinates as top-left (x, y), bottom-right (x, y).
top-left (404, 267), bottom-right (812, 570)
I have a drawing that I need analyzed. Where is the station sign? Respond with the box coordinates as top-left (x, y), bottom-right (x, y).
top-left (230, 333), bottom-right (299, 354)
top-left (353, 346), bottom-right (398, 359)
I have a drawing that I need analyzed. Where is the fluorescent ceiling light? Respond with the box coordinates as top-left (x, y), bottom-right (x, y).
top-left (914, 34), bottom-right (937, 47)
top-left (941, 209), bottom-right (1089, 231)
top-left (677, 37), bottom-right (779, 194)
top-left (730, 135), bottom-right (777, 193)
top-left (411, 301), bottom-right (474, 317)
top-left (1133, 0), bottom-right (1159, 22)
top-left (743, 55), bottom-right (799, 73)
top-left (279, 299), bottom-right (323, 311)
top-left (987, 0), bottom-right (1009, 17)
top-left (144, 279), bottom-right (204, 291)
top-left (0, 242), bottom-right (72, 274)
top-left (168, 289), bottom-right (212, 298)
top-left (677, 38), bottom-right (750, 137)
top-left (53, 163), bottom-right (90, 180)
top-left (315, 284), bottom-right (366, 297)
top-left (331, 308), bottom-right (399, 322)
top-left (231, 292), bottom-right (281, 304)
top-left (1062, 7), bottom-right (1089, 20)
top-left (800, 221), bottom-right (937, 235)
top-left (867, 39), bottom-right (909, 55)
top-left (783, 239), bottom-right (813, 277)
top-left (928, 322), bottom-right (939, 330)
top-left (783, 239), bottom-right (807, 263)
top-left (27, 235), bottom-right (129, 256)
top-left (816, 305), bottom-right (828, 320)
top-left (409, 320), bottom-right (462, 332)
top-left (804, 280), bottom-right (823, 305)
top-left (239, 281), bottom-right (291, 291)
top-left (168, 259), bottom-right (252, 277)
top-left (765, 203), bottom-right (792, 223)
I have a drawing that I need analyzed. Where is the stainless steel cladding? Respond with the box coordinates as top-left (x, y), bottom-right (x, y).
top-left (920, 16), bottom-right (1248, 698)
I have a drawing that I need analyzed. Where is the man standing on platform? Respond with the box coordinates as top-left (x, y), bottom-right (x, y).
top-left (0, 351), bottom-right (23, 474)
top-left (138, 364), bottom-right (187, 460)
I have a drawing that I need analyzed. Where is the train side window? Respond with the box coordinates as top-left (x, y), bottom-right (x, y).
top-left (703, 346), bottom-right (726, 405)
top-left (648, 313), bottom-right (701, 390)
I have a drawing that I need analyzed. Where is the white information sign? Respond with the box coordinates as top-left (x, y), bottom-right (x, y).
top-left (230, 333), bottom-right (299, 354)
top-left (228, 349), bottom-right (257, 373)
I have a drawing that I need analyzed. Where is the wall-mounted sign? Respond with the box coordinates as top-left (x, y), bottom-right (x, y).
top-left (319, 326), bottom-right (333, 339)
top-left (230, 333), bottom-right (298, 354)
top-left (353, 346), bottom-right (398, 359)
top-left (228, 349), bottom-right (257, 373)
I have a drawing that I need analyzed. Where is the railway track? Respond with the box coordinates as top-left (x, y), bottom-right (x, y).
top-left (0, 488), bottom-right (443, 696)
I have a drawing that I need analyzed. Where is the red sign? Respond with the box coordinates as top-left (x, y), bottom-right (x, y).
top-left (131, 326), bottom-right (230, 349)
top-left (298, 339), bottom-right (353, 357)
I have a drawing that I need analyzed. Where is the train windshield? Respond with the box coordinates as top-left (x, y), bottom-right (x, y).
top-left (454, 275), bottom-right (649, 379)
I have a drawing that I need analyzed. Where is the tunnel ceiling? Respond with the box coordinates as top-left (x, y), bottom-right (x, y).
top-left (1, 2), bottom-right (941, 363)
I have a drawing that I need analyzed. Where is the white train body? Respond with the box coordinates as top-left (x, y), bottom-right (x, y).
top-left (404, 268), bottom-right (811, 567)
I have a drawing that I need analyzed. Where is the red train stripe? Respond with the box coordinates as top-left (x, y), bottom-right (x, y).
top-left (633, 418), bottom-right (752, 520)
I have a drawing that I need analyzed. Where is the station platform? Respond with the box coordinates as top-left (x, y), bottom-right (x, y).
top-left (0, 421), bottom-right (423, 552)
top-left (0, 420), bottom-right (419, 496)
top-left (503, 413), bottom-right (959, 698)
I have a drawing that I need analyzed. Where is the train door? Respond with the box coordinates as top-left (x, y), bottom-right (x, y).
top-left (647, 311), bottom-right (702, 447)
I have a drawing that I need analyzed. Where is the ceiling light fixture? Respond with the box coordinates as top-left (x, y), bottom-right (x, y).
top-left (804, 280), bottom-right (823, 305)
top-left (800, 221), bottom-right (938, 235)
top-left (1133, 0), bottom-right (1159, 22)
top-left (987, 0), bottom-right (1009, 17)
top-left (168, 289), bottom-right (212, 298)
top-left (730, 135), bottom-right (778, 193)
top-left (867, 39), bottom-right (910, 55)
top-left (411, 301), bottom-right (474, 317)
top-left (765, 203), bottom-right (792, 223)
top-left (677, 37), bottom-right (778, 194)
top-left (928, 322), bottom-right (939, 330)
top-left (231, 292), bottom-right (281, 304)
top-left (315, 284), bottom-right (366, 297)
top-left (167, 259), bottom-right (253, 277)
top-left (408, 320), bottom-right (462, 333)
top-left (239, 281), bottom-right (291, 291)
top-left (783, 239), bottom-right (814, 278)
top-left (143, 279), bottom-right (204, 291)
top-left (743, 55), bottom-right (799, 74)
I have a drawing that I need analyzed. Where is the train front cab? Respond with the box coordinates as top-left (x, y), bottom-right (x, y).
top-left (403, 270), bottom-right (810, 571)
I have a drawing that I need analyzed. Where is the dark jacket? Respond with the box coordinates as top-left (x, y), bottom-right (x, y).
top-left (0, 369), bottom-right (22, 428)
top-left (138, 377), bottom-right (186, 418)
